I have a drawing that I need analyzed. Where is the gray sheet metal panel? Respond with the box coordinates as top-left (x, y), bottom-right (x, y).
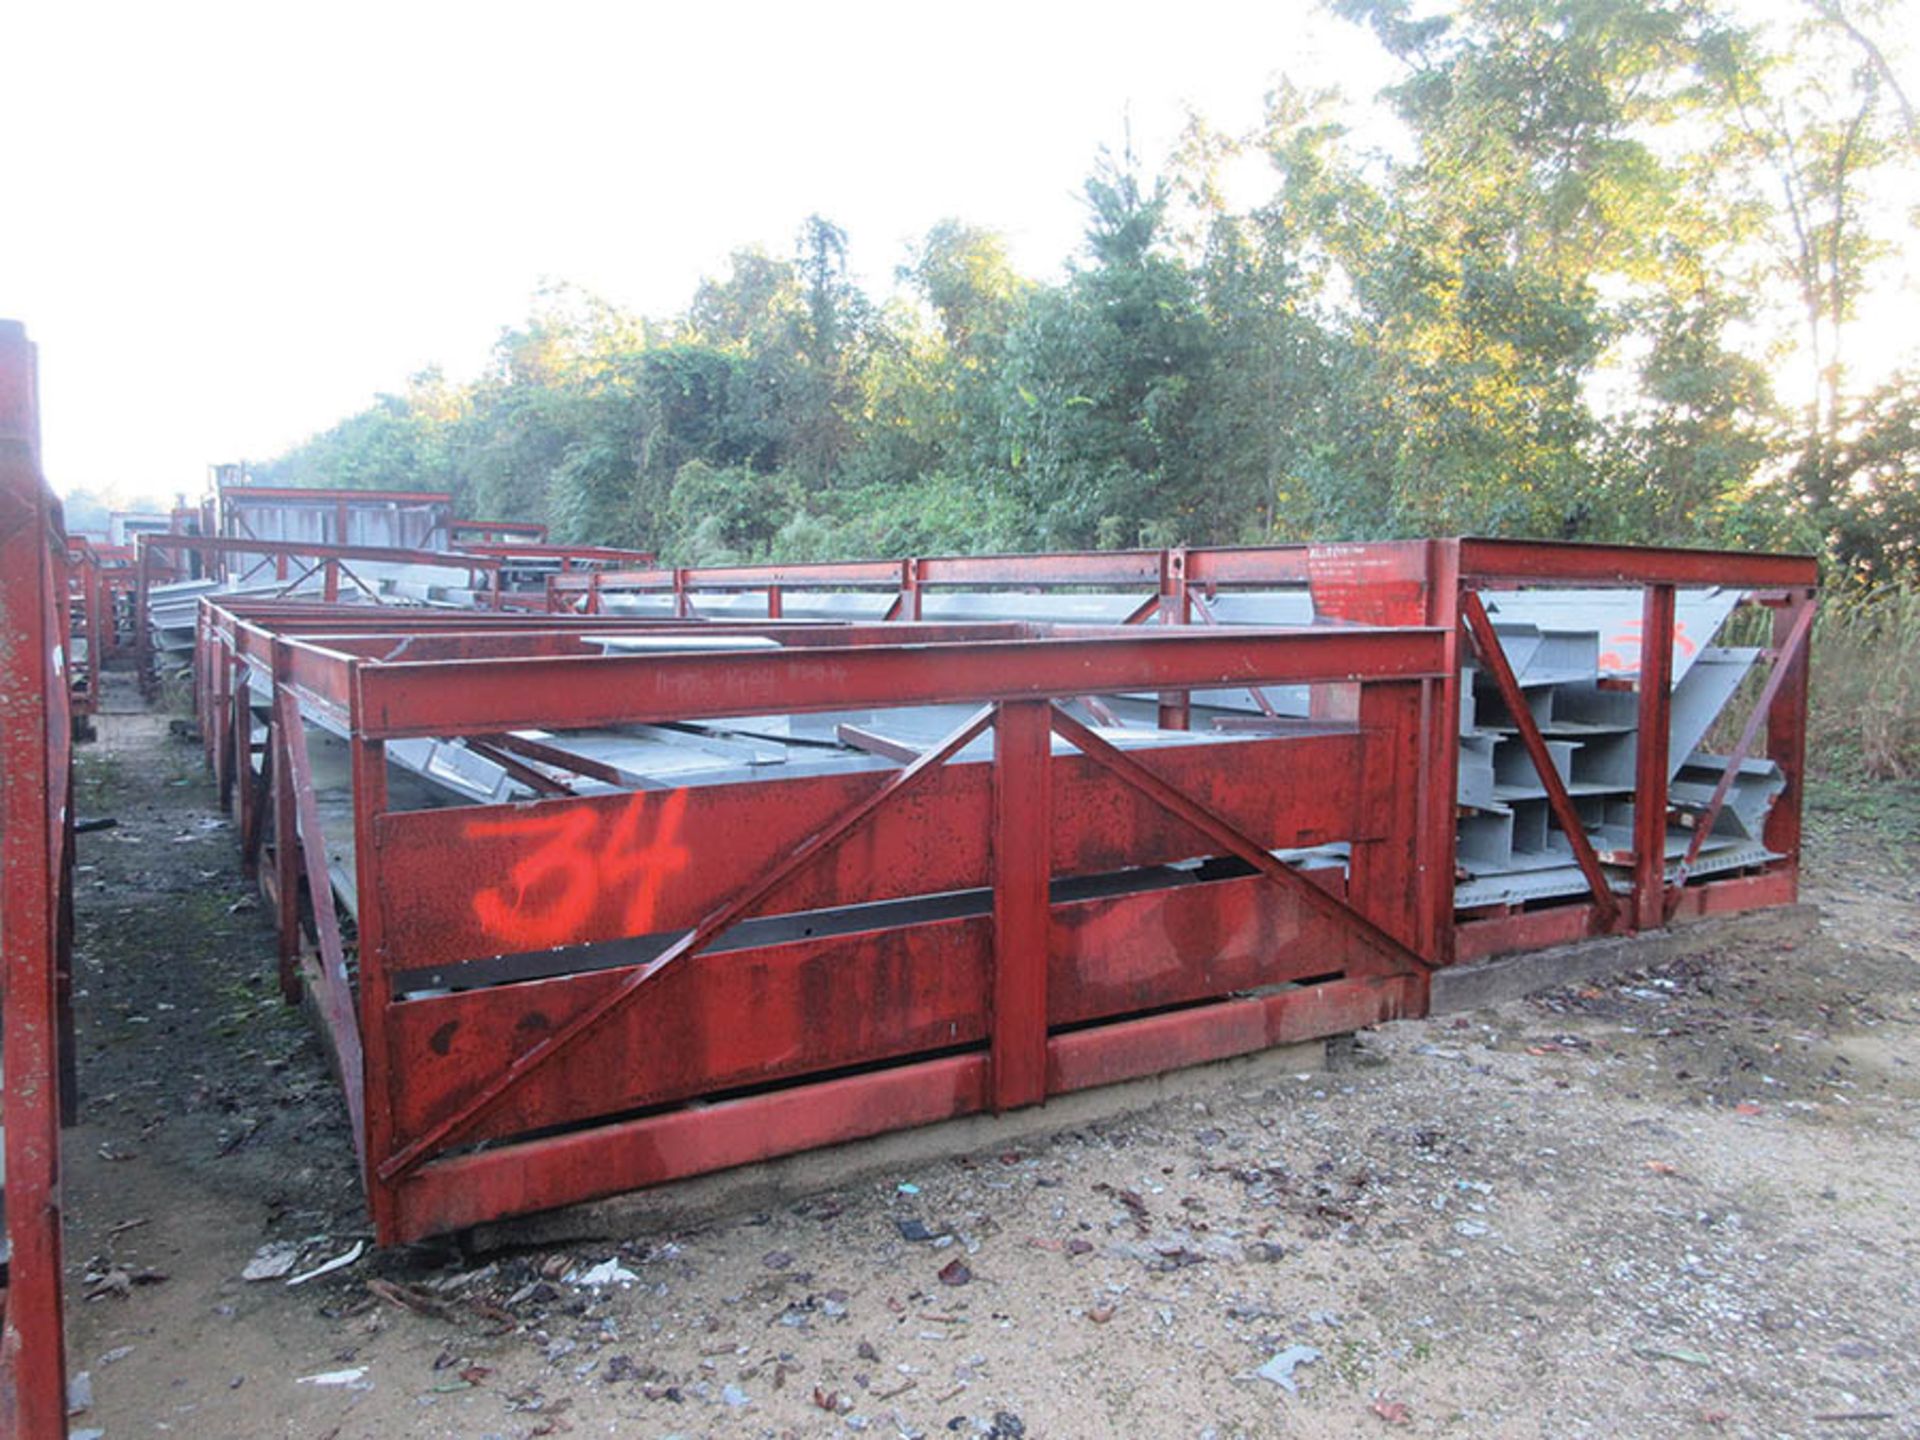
top-left (370, 574), bottom-right (1779, 919)
top-left (1481, 588), bottom-right (1741, 682)
top-left (1666, 648), bottom-right (1760, 779)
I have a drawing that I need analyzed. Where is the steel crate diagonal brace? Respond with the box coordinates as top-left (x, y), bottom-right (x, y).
top-left (1048, 707), bottom-right (1432, 973)
top-left (1664, 597), bottom-right (1816, 914)
top-left (377, 703), bottom-right (998, 1184)
top-left (275, 686), bottom-right (369, 1159)
top-left (1460, 590), bottom-right (1621, 927)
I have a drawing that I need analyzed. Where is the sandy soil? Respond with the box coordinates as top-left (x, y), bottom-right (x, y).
top-left (56, 690), bottom-right (1920, 1440)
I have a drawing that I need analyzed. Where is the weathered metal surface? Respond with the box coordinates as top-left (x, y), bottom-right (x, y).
top-left (0, 319), bottom-right (70, 1439)
top-left (177, 535), bottom-right (1814, 1247)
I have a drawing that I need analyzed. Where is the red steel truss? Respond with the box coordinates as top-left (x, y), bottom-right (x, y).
top-left (1, 320), bottom-right (73, 1437)
top-left (191, 532), bottom-right (1815, 1247)
top-left (552, 537), bottom-right (1818, 963)
top-left (135, 533), bottom-right (664, 675)
top-left (197, 604), bottom-right (1450, 1243)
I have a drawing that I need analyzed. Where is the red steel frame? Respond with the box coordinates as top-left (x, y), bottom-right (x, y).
top-left (190, 534), bottom-right (1815, 1247)
top-left (133, 532), bottom-right (512, 690)
top-left (63, 537), bottom-right (103, 721)
top-left (1, 320), bottom-right (72, 1437)
top-left (198, 605), bottom-right (1448, 1244)
top-left (138, 533), bottom-right (662, 675)
top-left (451, 517), bottom-right (548, 545)
top-left (217, 483), bottom-right (454, 554)
top-left (555, 538), bottom-right (1819, 961)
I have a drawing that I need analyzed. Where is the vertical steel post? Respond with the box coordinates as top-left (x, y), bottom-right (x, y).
top-left (134, 534), bottom-right (152, 690)
top-left (350, 723), bottom-right (399, 1236)
top-left (1348, 680), bottom-right (1428, 972)
top-left (271, 647), bottom-right (301, 1002)
top-left (1422, 540), bottom-right (1463, 966)
top-left (1633, 584), bottom-right (1676, 930)
top-left (1763, 589), bottom-right (1813, 875)
top-left (1157, 547), bottom-right (1190, 731)
top-left (991, 700), bottom-right (1051, 1111)
top-left (0, 317), bottom-right (69, 1440)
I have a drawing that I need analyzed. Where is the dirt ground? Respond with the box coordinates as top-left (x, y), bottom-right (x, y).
top-left (54, 683), bottom-right (1920, 1440)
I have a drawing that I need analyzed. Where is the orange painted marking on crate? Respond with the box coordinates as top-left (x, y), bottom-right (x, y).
top-left (466, 788), bottom-right (691, 949)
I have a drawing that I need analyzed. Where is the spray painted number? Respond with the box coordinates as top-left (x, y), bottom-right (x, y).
top-left (1598, 620), bottom-right (1695, 675)
top-left (464, 791), bottom-right (691, 950)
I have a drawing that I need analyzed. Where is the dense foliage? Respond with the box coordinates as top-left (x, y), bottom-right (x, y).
top-left (256, 0), bottom-right (1919, 584)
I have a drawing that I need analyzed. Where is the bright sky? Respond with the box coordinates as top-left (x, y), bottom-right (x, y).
top-left (2, 1), bottom-right (1392, 506)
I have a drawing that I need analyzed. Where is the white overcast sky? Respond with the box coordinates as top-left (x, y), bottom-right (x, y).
top-left (2, 1), bottom-right (1392, 505)
top-left (6, 2), bottom-right (1913, 508)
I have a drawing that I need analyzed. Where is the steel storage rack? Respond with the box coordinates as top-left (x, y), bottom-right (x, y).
top-left (197, 605), bottom-right (1448, 1243)
top-left (195, 536), bottom-right (1814, 1245)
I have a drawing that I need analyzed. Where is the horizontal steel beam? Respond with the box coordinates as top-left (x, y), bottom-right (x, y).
top-left (139, 532), bottom-right (503, 572)
top-left (1456, 536), bottom-right (1817, 588)
top-left (347, 626), bottom-right (1450, 738)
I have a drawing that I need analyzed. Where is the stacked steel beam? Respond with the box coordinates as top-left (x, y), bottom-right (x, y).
top-left (189, 534), bottom-right (1812, 1244)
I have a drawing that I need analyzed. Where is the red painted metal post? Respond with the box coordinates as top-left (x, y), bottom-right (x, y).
top-left (1666, 598), bottom-right (1816, 911)
top-left (1632, 584), bottom-right (1675, 932)
top-left (991, 700), bottom-right (1051, 1111)
top-left (1348, 679), bottom-right (1428, 968)
top-left (270, 650), bottom-right (301, 1003)
top-left (1422, 540), bottom-right (1462, 965)
top-left (0, 317), bottom-right (70, 1439)
top-left (351, 729), bottom-right (399, 1233)
top-left (275, 687), bottom-right (369, 1158)
top-left (1763, 589), bottom-right (1814, 872)
top-left (1157, 546), bottom-right (1191, 731)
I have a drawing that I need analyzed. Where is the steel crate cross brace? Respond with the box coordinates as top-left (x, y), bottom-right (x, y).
top-left (376, 699), bottom-right (1434, 1187)
top-left (1455, 576), bottom-right (1817, 941)
top-left (237, 620), bottom-right (1441, 1243)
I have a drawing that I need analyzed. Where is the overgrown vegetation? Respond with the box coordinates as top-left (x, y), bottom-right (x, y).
top-left (1811, 588), bottom-right (1920, 778)
top-left (248, 0), bottom-right (1918, 769)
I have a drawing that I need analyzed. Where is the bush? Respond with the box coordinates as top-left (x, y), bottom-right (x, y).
top-left (1810, 586), bottom-right (1920, 779)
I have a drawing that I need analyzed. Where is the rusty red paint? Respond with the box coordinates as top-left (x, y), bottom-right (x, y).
top-left (172, 534), bottom-right (1815, 1249)
top-left (0, 318), bottom-right (70, 1439)
top-left (466, 790), bottom-right (693, 950)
